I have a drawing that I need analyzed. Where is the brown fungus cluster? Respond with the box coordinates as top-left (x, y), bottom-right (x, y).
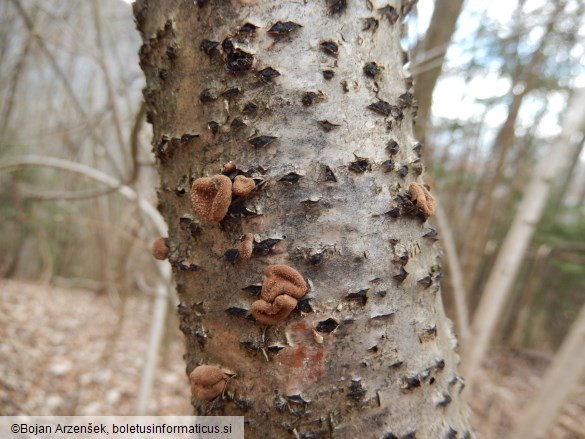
top-left (408, 182), bottom-right (435, 218)
top-left (189, 365), bottom-right (227, 401)
top-left (190, 167), bottom-right (256, 222)
top-left (251, 294), bottom-right (299, 325)
top-left (251, 265), bottom-right (307, 325)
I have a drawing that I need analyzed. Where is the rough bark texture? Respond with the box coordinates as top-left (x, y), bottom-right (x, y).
top-left (134, 1), bottom-right (472, 437)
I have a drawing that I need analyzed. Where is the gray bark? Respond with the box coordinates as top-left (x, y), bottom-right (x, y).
top-left (134, 1), bottom-right (473, 437)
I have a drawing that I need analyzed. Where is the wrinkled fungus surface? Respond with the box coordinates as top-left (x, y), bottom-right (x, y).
top-left (191, 175), bottom-right (233, 222)
top-left (189, 365), bottom-right (226, 400)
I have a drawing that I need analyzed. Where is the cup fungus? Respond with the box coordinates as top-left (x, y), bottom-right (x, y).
top-left (261, 264), bottom-right (308, 302)
top-left (250, 265), bottom-right (307, 325)
top-left (191, 175), bottom-right (232, 222)
top-left (232, 175), bottom-right (255, 197)
top-left (189, 365), bottom-right (227, 401)
top-left (408, 182), bottom-right (435, 218)
top-left (251, 294), bottom-right (298, 325)
top-left (238, 233), bottom-right (254, 260)
top-left (151, 237), bottom-right (169, 260)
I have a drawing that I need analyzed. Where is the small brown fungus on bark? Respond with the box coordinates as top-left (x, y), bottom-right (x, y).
top-left (232, 175), bottom-right (256, 197)
top-left (261, 264), bottom-right (308, 302)
top-left (251, 294), bottom-right (298, 325)
top-left (239, 233), bottom-right (254, 260)
top-left (191, 175), bottom-right (233, 222)
top-left (189, 365), bottom-right (227, 401)
top-left (408, 182), bottom-right (435, 218)
top-left (151, 236), bottom-right (169, 260)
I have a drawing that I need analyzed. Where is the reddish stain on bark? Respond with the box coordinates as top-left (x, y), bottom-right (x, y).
top-left (276, 321), bottom-right (326, 393)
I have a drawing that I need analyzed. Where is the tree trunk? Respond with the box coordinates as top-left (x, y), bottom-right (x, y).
top-left (462, 87), bottom-right (585, 389)
top-left (460, 0), bottom-right (564, 295)
top-left (134, 1), bottom-right (473, 437)
top-left (412, 0), bottom-right (464, 144)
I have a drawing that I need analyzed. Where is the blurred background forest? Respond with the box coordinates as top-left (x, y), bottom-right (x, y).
top-left (0, 0), bottom-right (584, 437)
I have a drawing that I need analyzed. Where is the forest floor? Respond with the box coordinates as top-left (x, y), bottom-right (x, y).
top-left (1, 280), bottom-right (584, 438)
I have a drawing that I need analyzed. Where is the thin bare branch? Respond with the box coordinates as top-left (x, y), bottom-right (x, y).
top-left (9, 0), bottom-right (124, 177)
top-left (434, 194), bottom-right (471, 341)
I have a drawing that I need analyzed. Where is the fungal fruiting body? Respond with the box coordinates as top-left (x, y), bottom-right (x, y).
top-left (238, 233), bottom-right (254, 260)
top-left (151, 236), bottom-right (169, 260)
top-left (251, 265), bottom-right (308, 325)
top-left (251, 294), bottom-right (298, 325)
top-left (189, 365), bottom-right (227, 400)
top-left (261, 264), bottom-right (308, 302)
top-left (191, 175), bottom-right (232, 222)
top-left (408, 182), bottom-right (436, 218)
top-left (232, 175), bottom-right (255, 197)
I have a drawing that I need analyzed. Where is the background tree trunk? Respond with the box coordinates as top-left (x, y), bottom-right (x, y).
top-left (134, 1), bottom-right (473, 437)
top-left (412, 0), bottom-right (465, 145)
top-left (462, 86), bottom-right (585, 389)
